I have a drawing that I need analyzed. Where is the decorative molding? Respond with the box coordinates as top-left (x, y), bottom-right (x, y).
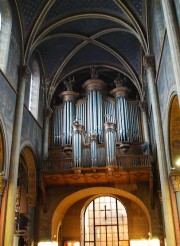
top-left (170, 171), bottom-right (180, 192)
top-left (27, 193), bottom-right (37, 207)
top-left (0, 173), bottom-right (7, 196)
top-left (143, 55), bottom-right (155, 71)
top-left (139, 101), bottom-right (147, 112)
top-left (44, 107), bottom-right (53, 119)
top-left (20, 65), bottom-right (31, 83)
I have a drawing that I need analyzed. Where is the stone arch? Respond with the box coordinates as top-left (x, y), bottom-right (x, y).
top-left (169, 94), bottom-right (180, 169)
top-left (0, 0), bottom-right (12, 72)
top-left (20, 145), bottom-right (37, 206)
top-left (0, 115), bottom-right (8, 174)
top-left (51, 187), bottom-right (152, 242)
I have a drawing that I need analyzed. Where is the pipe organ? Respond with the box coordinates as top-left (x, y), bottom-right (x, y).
top-left (52, 76), bottom-right (143, 169)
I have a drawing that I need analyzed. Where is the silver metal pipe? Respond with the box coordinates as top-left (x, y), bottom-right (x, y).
top-left (63, 102), bottom-right (66, 145)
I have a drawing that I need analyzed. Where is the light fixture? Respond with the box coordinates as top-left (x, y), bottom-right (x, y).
top-left (175, 158), bottom-right (180, 167)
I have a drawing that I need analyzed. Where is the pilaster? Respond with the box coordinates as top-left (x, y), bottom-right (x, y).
top-left (144, 55), bottom-right (176, 245)
top-left (4, 65), bottom-right (30, 246)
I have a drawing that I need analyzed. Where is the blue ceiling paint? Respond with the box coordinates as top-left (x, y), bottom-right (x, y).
top-left (44, 0), bottom-right (125, 25)
top-left (98, 31), bottom-right (141, 74)
top-left (63, 42), bottom-right (124, 73)
top-left (18, 0), bottom-right (43, 27)
top-left (130, 0), bottom-right (143, 16)
top-left (48, 18), bottom-right (123, 37)
top-left (38, 37), bottom-right (81, 77)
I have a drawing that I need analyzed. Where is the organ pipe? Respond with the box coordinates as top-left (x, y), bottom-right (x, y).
top-left (72, 123), bottom-right (84, 168)
top-left (104, 122), bottom-right (116, 166)
top-left (111, 87), bottom-right (130, 142)
top-left (59, 91), bottom-right (79, 146)
top-left (90, 133), bottom-right (98, 167)
top-left (53, 105), bottom-right (63, 146)
top-left (83, 78), bottom-right (105, 143)
top-left (52, 74), bottom-right (144, 169)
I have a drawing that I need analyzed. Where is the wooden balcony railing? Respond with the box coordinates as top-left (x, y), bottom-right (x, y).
top-left (41, 155), bottom-right (152, 173)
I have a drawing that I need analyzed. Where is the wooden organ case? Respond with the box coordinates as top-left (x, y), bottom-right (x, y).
top-left (41, 73), bottom-right (153, 207)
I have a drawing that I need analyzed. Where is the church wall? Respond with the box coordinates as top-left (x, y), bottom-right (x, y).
top-left (21, 107), bottom-right (43, 161)
top-left (156, 37), bottom-right (177, 170)
top-left (151, 0), bottom-right (165, 69)
top-left (0, 69), bottom-right (43, 169)
top-left (6, 2), bottom-right (21, 91)
top-left (150, 0), bottom-right (177, 170)
top-left (174, 0), bottom-right (180, 26)
top-left (38, 183), bottom-right (160, 242)
top-left (0, 71), bottom-right (16, 164)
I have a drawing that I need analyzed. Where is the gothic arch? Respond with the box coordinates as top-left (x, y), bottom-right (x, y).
top-left (0, 0), bottom-right (12, 72)
top-left (51, 187), bottom-right (152, 242)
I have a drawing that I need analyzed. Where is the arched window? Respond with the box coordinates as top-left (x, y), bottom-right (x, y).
top-left (29, 60), bottom-right (40, 119)
top-left (84, 196), bottom-right (129, 246)
top-left (0, 1), bottom-right (11, 72)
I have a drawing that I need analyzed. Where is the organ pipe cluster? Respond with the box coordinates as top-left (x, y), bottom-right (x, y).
top-left (53, 76), bottom-right (143, 168)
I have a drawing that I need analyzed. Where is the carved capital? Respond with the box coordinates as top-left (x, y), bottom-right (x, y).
top-left (170, 172), bottom-right (180, 192)
top-left (27, 193), bottom-right (37, 207)
top-left (139, 101), bottom-right (148, 112)
top-left (20, 65), bottom-right (31, 83)
top-left (44, 107), bottom-right (53, 119)
top-left (0, 174), bottom-right (7, 196)
top-left (143, 55), bottom-right (155, 71)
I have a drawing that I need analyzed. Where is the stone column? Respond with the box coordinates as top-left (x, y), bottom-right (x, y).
top-left (139, 101), bottom-right (150, 143)
top-left (42, 107), bottom-right (53, 159)
top-left (4, 66), bottom-right (30, 246)
top-left (170, 172), bottom-right (180, 221)
top-left (144, 55), bottom-right (176, 245)
top-left (27, 193), bottom-right (37, 245)
top-left (160, 0), bottom-right (180, 104)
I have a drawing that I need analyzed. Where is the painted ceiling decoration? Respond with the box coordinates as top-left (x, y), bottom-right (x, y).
top-left (14, 0), bottom-right (149, 105)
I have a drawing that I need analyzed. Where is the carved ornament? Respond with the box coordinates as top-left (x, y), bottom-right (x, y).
top-left (20, 65), bottom-right (30, 83)
top-left (143, 55), bottom-right (155, 71)
top-left (170, 172), bottom-right (180, 192)
top-left (110, 86), bottom-right (130, 98)
top-left (27, 193), bottom-right (37, 207)
top-left (139, 101), bottom-right (148, 112)
top-left (0, 174), bottom-right (6, 196)
top-left (44, 107), bottom-right (53, 118)
top-left (59, 91), bottom-right (79, 102)
top-left (83, 78), bottom-right (106, 92)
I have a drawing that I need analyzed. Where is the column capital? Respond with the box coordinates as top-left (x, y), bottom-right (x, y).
top-left (170, 171), bottom-right (180, 192)
top-left (44, 107), bottom-right (53, 119)
top-left (0, 173), bottom-right (7, 196)
top-left (27, 193), bottom-right (37, 207)
top-left (143, 55), bottom-right (155, 71)
top-left (19, 65), bottom-right (31, 83)
top-left (139, 101), bottom-right (148, 112)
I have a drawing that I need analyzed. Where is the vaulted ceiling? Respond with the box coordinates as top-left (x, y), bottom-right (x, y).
top-left (14, 0), bottom-right (150, 105)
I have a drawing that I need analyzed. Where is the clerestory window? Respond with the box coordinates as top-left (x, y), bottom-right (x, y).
top-left (0, 1), bottom-right (11, 72)
top-left (28, 60), bottom-right (40, 119)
